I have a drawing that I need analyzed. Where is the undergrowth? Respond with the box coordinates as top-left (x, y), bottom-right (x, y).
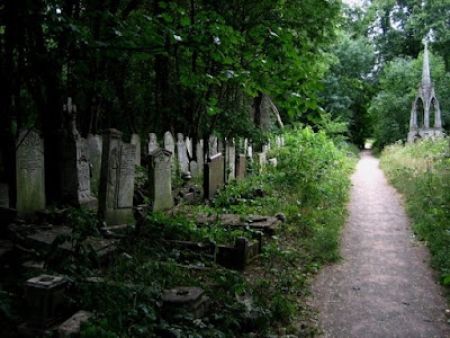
top-left (380, 138), bottom-right (450, 290)
top-left (75, 127), bottom-right (355, 337)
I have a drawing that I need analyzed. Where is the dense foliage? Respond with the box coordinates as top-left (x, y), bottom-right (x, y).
top-left (74, 128), bottom-right (355, 337)
top-left (0, 0), bottom-right (343, 203)
top-left (380, 139), bottom-right (450, 289)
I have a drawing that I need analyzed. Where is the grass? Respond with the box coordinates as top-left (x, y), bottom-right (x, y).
top-left (0, 127), bottom-right (355, 337)
top-left (380, 138), bottom-right (450, 289)
top-left (76, 127), bottom-right (356, 337)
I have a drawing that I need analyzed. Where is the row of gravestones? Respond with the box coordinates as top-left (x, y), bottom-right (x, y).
top-left (6, 119), bottom-right (284, 226)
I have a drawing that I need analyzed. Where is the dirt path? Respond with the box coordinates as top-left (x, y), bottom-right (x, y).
top-left (312, 151), bottom-right (449, 338)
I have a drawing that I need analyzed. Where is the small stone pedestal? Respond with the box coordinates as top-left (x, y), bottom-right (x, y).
top-left (24, 275), bottom-right (68, 327)
top-left (162, 287), bottom-right (209, 319)
top-left (216, 236), bottom-right (262, 270)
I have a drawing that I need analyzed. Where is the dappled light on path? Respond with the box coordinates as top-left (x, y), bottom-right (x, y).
top-left (312, 151), bottom-right (449, 338)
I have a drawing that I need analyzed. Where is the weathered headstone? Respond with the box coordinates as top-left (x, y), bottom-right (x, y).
top-left (164, 131), bottom-right (175, 154)
top-left (256, 152), bottom-right (267, 172)
top-left (208, 136), bottom-right (218, 158)
top-left (235, 154), bottom-right (246, 181)
top-left (61, 101), bottom-right (97, 209)
top-left (87, 134), bottom-right (102, 195)
top-left (247, 144), bottom-right (253, 162)
top-left (176, 133), bottom-right (190, 176)
top-left (16, 130), bottom-right (46, 214)
top-left (186, 137), bottom-right (193, 159)
top-left (190, 140), bottom-right (204, 178)
top-left (0, 183), bottom-right (9, 208)
top-left (130, 133), bottom-right (141, 166)
top-left (147, 133), bottom-right (159, 154)
top-left (225, 139), bottom-right (236, 182)
top-left (148, 149), bottom-right (174, 211)
top-left (204, 153), bottom-right (224, 200)
top-left (218, 139), bottom-right (224, 154)
top-left (98, 129), bottom-right (136, 225)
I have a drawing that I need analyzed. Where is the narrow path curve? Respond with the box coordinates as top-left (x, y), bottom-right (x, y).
top-left (312, 151), bottom-right (449, 338)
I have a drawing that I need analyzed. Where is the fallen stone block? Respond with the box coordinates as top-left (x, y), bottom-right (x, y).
top-left (58, 310), bottom-right (93, 338)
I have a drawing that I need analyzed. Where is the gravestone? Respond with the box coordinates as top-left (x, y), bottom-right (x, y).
top-left (148, 133), bottom-right (159, 154)
top-left (164, 131), bottom-right (175, 155)
top-left (235, 154), bottom-right (246, 181)
top-left (98, 129), bottom-right (136, 225)
top-left (176, 133), bottom-right (190, 176)
top-left (257, 152), bottom-right (267, 170)
top-left (61, 101), bottom-right (97, 209)
top-left (190, 140), bottom-right (204, 178)
top-left (218, 139), bottom-right (224, 154)
top-left (148, 149), bottom-right (174, 211)
top-left (0, 183), bottom-right (9, 207)
top-left (225, 139), bottom-right (236, 182)
top-left (204, 153), bottom-right (224, 200)
top-left (130, 134), bottom-right (141, 166)
top-left (275, 136), bottom-right (282, 148)
top-left (247, 144), bottom-right (253, 162)
top-left (208, 136), bottom-right (218, 158)
top-left (87, 134), bottom-right (102, 195)
top-left (186, 137), bottom-right (193, 158)
top-left (16, 130), bottom-right (46, 214)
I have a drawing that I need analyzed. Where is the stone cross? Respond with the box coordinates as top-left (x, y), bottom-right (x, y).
top-left (61, 98), bottom-right (97, 209)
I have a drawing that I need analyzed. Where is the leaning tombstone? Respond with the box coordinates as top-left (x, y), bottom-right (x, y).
top-left (147, 133), bottom-right (159, 154)
top-left (148, 149), bottom-right (174, 211)
top-left (130, 133), bottom-right (141, 166)
top-left (164, 131), bottom-right (175, 155)
top-left (98, 129), bottom-right (136, 225)
top-left (61, 99), bottom-right (97, 209)
top-left (176, 133), bottom-right (190, 176)
top-left (225, 139), bottom-right (236, 182)
top-left (204, 153), bottom-right (225, 200)
top-left (87, 134), bottom-right (102, 195)
top-left (16, 129), bottom-right (46, 214)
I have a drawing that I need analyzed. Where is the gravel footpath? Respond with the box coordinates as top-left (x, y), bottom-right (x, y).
top-left (312, 151), bottom-right (450, 338)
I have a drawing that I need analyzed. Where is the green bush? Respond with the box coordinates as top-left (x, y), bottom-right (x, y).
top-left (381, 138), bottom-right (450, 287)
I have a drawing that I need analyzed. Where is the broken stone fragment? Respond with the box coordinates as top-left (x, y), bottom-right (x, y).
top-left (57, 310), bottom-right (93, 338)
